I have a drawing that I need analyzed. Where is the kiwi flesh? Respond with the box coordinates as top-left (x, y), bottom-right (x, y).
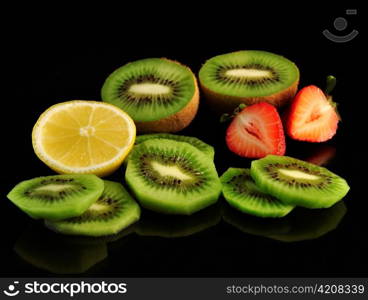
top-left (125, 139), bottom-right (222, 215)
top-left (45, 180), bottom-right (141, 237)
top-left (220, 168), bottom-right (294, 218)
top-left (7, 174), bottom-right (104, 220)
top-left (101, 58), bottom-right (199, 133)
top-left (199, 50), bottom-right (299, 112)
top-left (14, 223), bottom-right (107, 274)
top-left (250, 155), bottom-right (350, 208)
top-left (135, 133), bottom-right (215, 160)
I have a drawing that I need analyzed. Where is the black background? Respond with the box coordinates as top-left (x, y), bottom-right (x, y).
top-left (2, 6), bottom-right (367, 277)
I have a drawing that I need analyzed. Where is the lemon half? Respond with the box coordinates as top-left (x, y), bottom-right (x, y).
top-left (32, 100), bottom-right (136, 176)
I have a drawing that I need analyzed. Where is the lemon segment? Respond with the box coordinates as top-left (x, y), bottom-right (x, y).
top-left (32, 100), bottom-right (136, 176)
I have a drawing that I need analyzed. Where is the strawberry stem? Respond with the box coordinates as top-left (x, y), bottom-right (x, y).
top-left (220, 103), bottom-right (247, 123)
top-left (325, 75), bottom-right (336, 95)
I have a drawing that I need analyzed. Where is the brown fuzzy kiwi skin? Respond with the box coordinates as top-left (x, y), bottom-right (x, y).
top-left (200, 80), bottom-right (298, 114)
top-left (135, 59), bottom-right (200, 133)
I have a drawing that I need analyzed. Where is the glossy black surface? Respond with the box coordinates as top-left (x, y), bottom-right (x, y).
top-left (2, 7), bottom-right (366, 277)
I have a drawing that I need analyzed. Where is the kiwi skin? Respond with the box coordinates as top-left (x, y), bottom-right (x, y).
top-left (199, 51), bottom-right (299, 113)
top-left (134, 59), bottom-right (200, 133)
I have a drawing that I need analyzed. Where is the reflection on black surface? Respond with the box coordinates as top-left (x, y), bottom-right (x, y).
top-left (14, 223), bottom-right (108, 275)
top-left (135, 203), bottom-right (222, 238)
top-left (223, 201), bottom-right (346, 242)
top-left (303, 144), bottom-right (337, 166)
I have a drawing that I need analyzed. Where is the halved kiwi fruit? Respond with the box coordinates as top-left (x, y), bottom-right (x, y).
top-left (250, 155), bottom-right (350, 208)
top-left (199, 50), bottom-right (299, 112)
top-left (220, 168), bottom-right (294, 217)
top-left (7, 174), bottom-right (104, 220)
top-left (125, 139), bottom-right (222, 215)
top-left (45, 180), bottom-right (141, 237)
top-left (101, 58), bottom-right (199, 133)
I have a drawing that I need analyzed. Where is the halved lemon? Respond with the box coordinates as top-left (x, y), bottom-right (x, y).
top-left (32, 100), bottom-right (136, 177)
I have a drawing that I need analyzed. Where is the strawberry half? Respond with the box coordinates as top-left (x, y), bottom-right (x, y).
top-left (285, 85), bottom-right (339, 142)
top-left (226, 102), bottom-right (285, 158)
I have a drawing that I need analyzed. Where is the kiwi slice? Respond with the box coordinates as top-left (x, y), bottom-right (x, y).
top-left (125, 139), bottom-right (222, 215)
top-left (14, 224), bottom-right (108, 275)
top-left (7, 174), bottom-right (104, 220)
top-left (45, 180), bottom-right (141, 237)
top-left (199, 50), bottom-right (299, 112)
top-left (135, 133), bottom-right (215, 160)
top-left (220, 168), bottom-right (294, 218)
top-left (101, 58), bottom-right (199, 133)
top-left (250, 155), bottom-right (350, 208)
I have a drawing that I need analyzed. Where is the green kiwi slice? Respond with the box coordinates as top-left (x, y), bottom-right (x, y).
top-left (125, 139), bottom-right (222, 215)
top-left (199, 50), bottom-right (299, 111)
top-left (250, 155), bottom-right (350, 208)
top-left (7, 174), bottom-right (104, 220)
top-left (135, 133), bottom-right (215, 160)
top-left (45, 180), bottom-right (141, 237)
top-left (220, 168), bottom-right (294, 218)
top-left (101, 58), bottom-right (197, 122)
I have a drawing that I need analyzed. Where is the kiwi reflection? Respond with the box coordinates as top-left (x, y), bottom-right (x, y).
top-left (135, 202), bottom-right (222, 238)
top-left (223, 201), bottom-right (346, 242)
top-left (14, 223), bottom-right (108, 274)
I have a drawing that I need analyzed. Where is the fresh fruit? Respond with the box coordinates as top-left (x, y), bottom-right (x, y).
top-left (7, 174), bottom-right (104, 220)
top-left (226, 102), bottom-right (286, 158)
top-left (285, 77), bottom-right (340, 142)
top-left (14, 224), bottom-right (108, 274)
top-left (125, 139), bottom-right (222, 215)
top-left (135, 133), bottom-right (215, 160)
top-left (220, 168), bottom-right (294, 217)
top-left (198, 50), bottom-right (299, 112)
top-left (32, 100), bottom-right (136, 177)
top-left (45, 180), bottom-right (141, 237)
top-left (250, 155), bottom-right (350, 208)
top-left (101, 58), bottom-right (199, 133)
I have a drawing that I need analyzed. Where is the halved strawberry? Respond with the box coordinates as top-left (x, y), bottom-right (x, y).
top-left (285, 85), bottom-right (339, 142)
top-left (226, 102), bottom-right (285, 158)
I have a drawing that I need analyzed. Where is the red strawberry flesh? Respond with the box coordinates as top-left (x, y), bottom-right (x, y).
top-left (226, 102), bottom-right (286, 158)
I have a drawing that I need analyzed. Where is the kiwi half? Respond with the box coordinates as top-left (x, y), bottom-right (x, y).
top-left (220, 168), bottom-right (294, 218)
top-left (45, 180), bottom-right (140, 237)
top-left (125, 139), bottom-right (222, 215)
top-left (199, 50), bottom-right (299, 112)
top-left (251, 155), bottom-right (350, 208)
top-left (101, 58), bottom-right (199, 133)
top-left (7, 174), bottom-right (104, 220)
